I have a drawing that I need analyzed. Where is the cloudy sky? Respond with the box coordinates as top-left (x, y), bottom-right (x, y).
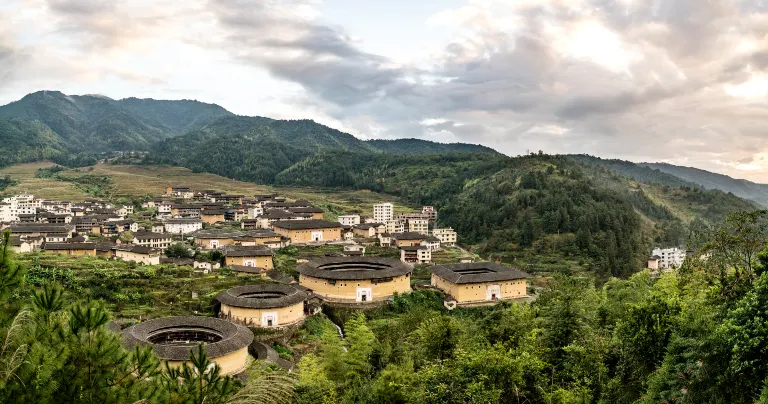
top-left (2, 0), bottom-right (768, 181)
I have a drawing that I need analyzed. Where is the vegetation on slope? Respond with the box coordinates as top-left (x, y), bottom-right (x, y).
top-left (644, 162), bottom-right (768, 207)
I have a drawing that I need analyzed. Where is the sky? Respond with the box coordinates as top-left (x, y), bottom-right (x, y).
top-left (2, 0), bottom-right (768, 181)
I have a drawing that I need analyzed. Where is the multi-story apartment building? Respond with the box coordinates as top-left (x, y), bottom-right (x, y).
top-left (373, 203), bottom-right (393, 223)
top-left (385, 219), bottom-right (405, 234)
top-left (0, 194), bottom-right (38, 222)
top-left (422, 206), bottom-right (438, 221)
top-left (407, 218), bottom-right (429, 235)
top-left (432, 228), bottom-right (458, 247)
top-left (651, 247), bottom-right (686, 269)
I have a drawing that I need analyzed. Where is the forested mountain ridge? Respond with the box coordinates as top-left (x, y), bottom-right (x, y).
top-left (0, 91), bottom-right (498, 168)
top-left (0, 91), bottom-right (231, 152)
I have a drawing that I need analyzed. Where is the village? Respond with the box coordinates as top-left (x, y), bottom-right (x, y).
top-left (0, 186), bottom-right (534, 376)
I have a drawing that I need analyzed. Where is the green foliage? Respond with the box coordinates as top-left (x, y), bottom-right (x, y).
top-left (165, 242), bottom-right (193, 258)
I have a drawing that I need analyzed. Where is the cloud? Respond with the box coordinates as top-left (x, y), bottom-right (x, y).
top-left (3, 0), bottom-right (768, 181)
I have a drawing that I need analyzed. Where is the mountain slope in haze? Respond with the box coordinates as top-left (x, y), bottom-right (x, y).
top-left (642, 162), bottom-right (768, 207)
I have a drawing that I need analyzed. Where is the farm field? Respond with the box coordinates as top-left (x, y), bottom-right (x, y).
top-left (0, 162), bottom-right (417, 217)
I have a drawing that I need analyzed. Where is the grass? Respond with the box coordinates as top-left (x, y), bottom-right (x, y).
top-left (0, 162), bottom-right (418, 216)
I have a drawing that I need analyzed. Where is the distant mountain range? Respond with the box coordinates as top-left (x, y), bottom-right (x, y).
top-left (0, 90), bottom-right (496, 168)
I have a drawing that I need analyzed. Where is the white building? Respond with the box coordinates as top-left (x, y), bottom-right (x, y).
top-left (247, 206), bottom-right (264, 219)
top-left (164, 218), bottom-right (203, 235)
top-left (0, 194), bottom-right (38, 222)
top-left (432, 228), bottom-right (458, 247)
top-left (373, 203), bottom-right (393, 223)
top-left (651, 247), bottom-right (686, 269)
top-left (337, 215), bottom-right (361, 226)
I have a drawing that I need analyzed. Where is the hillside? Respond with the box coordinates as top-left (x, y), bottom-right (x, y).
top-left (0, 91), bottom-right (231, 152)
top-left (272, 151), bottom-right (759, 276)
top-left (0, 91), bottom-right (500, 169)
top-left (568, 155), bottom-right (696, 188)
top-left (642, 162), bottom-right (768, 207)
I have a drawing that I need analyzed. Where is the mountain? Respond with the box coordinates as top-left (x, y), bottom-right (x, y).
top-left (0, 91), bottom-right (500, 167)
top-left (641, 162), bottom-right (768, 207)
top-left (0, 91), bottom-right (232, 152)
top-left (567, 155), bottom-right (697, 188)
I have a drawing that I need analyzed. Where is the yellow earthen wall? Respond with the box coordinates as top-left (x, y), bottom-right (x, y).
top-left (165, 347), bottom-right (249, 376)
top-left (225, 256), bottom-right (274, 269)
top-left (274, 227), bottom-right (341, 243)
top-left (431, 274), bottom-right (526, 303)
top-left (195, 238), bottom-right (235, 249)
top-left (299, 274), bottom-right (411, 302)
top-left (220, 302), bottom-right (304, 327)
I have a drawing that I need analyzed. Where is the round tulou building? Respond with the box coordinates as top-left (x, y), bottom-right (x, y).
top-left (122, 316), bottom-right (253, 376)
top-left (217, 284), bottom-right (308, 328)
top-left (297, 257), bottom-right (412, 304)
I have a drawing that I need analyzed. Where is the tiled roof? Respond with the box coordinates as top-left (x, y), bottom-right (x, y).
top-left (217, 284), bottom-right (307, 309)
top-left (430, 262), bottom-right (532, 284)
top-left (272, 219), bottom-right (342, 230)
top-left (122, 316), bottom-right (253, 361)
top-left (297, 257), bottom-right (411, 280)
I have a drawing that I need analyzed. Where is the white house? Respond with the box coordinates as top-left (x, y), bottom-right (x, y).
top-left (163, 218), bottom-right (203, 235)
top-left (338, 215), bottom-right (361, 226)
top-left (651, 247), bottom-right (686, 269)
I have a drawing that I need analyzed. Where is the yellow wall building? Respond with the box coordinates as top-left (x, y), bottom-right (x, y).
top-left (42, 242), bottom-right (97, 256)
top-left (114, 245), bottom-right (161, 265)
top-left (298, 257), bottom-right (412, 304)
top-left (217, 284), bottom-right (308, 328)
top-left (223, 245), bottom-right (274, 269)
top-left (272, 220), bottom-right (342, 243)
top-left (122, 316), bottom-right (254, 376)
top-left (430, 262), bottom-right (531, 308)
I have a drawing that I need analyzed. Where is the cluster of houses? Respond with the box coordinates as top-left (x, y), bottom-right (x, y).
top-left (2, 191), bottom-right (532, 376)
top-left (0, 189), bottom-right (462, 272)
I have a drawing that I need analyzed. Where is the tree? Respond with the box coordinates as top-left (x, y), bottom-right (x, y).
top-left (703, 210), bottom-right (768, 298)
top-left (0, 230), bottom-right (24, 299)
top-left (165, 242), bottom-right (192, 258)
top-left (117, 231), bottom-right (134, 244)
top-left (161, 344), bottom-right (239, 404)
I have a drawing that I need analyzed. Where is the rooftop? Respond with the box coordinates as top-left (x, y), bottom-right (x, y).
top-left (273, 219), bottom-right (342, 230)
top-left (297, 257), bottom-right (411, 280)
top-left (223, 245), bottom-right (274, 257)
top-left (217, 284), bottom-right (307, 309)
top-left (122, 316), bottom-right (253, 361)
top-left (43, 242), bottom-right (96, 250)
top-left (191, 229), bottom-right (245, 239)
top-left (430, 262), bottom-right (532, 284)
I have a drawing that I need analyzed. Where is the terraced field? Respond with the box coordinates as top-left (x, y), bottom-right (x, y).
top-left (0, 162), bottom-right (417, 217)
